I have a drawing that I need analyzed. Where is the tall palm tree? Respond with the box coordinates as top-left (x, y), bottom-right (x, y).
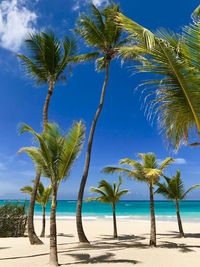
top-left (103, 153), bottom-right (174, 247)
top-left (18, 122), bottom-right (85, 266)
top-left (75, 3), bottom-right (130, 244)
top-left (18, 31), bottom-right (90, 244)
top-left (156, 170), bottom-right (200, 237)
top-left (87, 177), bottom-right (128, 238)
top-left (115, 10), bottom-right (200, 149)
top-left (21, 182), bottom-right (52, 237)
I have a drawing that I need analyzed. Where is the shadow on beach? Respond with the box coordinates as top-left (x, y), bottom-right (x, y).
top-left (62, 252), bottom-right (140, 265)
top-left (1, 232), bottom-right (200, 264)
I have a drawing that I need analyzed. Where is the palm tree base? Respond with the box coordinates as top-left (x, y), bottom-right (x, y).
top-left (149, 240), bottom-right (156, 247)
top-left (29, 233), bottom-right (44, 245)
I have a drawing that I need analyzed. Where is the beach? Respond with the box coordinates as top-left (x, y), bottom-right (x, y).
top-left (1, 217), bottom-right (200, 267)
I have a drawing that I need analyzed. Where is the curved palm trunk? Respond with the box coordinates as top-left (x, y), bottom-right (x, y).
top-left (112, 204), bottom-right (118, 238)
top-left (76, 62), bottom-right (110, 243)
top-left (175, 199), bottom-right (184, 237)
top-left (49, 182), bottom-right (58, 266)
top-left (149, 183), bottom-right (156, 247)
top-left (40, 206), bottom-right (46, 237)
top-left (27, 170), bottom-right (43, 244)
top-left (43, 80), bottom-right (54, 128)
top-left (27, 81), bottom-right (54, 245)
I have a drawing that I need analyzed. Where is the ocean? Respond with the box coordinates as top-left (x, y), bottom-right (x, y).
top-left (1, 200), bottom-right (200, 221)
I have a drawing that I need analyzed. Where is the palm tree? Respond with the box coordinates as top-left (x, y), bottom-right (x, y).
top-left (103, 153), bottom-right (174, 247)
top-left (18, 31), bottom-right (88, 245)
top-left (87, 177), bottom-right (128, 238)
top-left (75, 3), bottom-right (131, 244)
top-left (18, 122), bottom-right (85, 266)
top-left (116, 10), bottom-right (200, 149)
top-left (21, 182), bottom-right (52, 237)
top-left (156, 170), bottom-right (200, 237)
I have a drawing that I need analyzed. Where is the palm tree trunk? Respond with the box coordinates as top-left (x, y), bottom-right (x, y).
top-left (149, 183), bottom-right (156, 247)
top-left (76, 62), bottom-right (110, 244)
top-left (43, 80), bottom-right (54, 129)
top-left (27, 81), bottom-right (54, 245)
top-left (112, 204), bottom-right (118, 238)
top-left (27, 170), bottom-right (43, 244)
top-left (175, 199), bottom-right (184, 237)
top-left (49, 182), bottom-right (58, 266)
top-left (40, 206), bottom-right (46, 237)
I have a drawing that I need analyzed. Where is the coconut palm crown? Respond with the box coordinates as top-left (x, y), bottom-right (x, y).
top-left (75, 4), bottom-right (126, 70)
top-left (103, 153), bottom-right (174, 185)
top-left (156, 170), bottom-right (200, 201)
top-left (21, 182), bottom-right (52, 208)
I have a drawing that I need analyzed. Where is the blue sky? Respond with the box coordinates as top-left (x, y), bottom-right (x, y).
top-left (0, 0), bottom-right (200, 200)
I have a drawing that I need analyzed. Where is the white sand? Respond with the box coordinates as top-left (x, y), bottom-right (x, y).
top-left (0, 218), bottom-right (200, 267)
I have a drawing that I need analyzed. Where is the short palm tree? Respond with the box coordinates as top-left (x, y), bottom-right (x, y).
top-left (18, 122), bottom-right (85, 266)
top-left (21, 181), bottom-right (52, 237)
top-left (156, 170), bottom-right (200, 237)
top-left (87, 177), bottom-right (128, 238)
top-left (75, 3), bottom-right (131, 244)
top-left (18, 31), bottom-right (93, 245)
top-left (103, 153), bottom-right (174, 247)
top-left (116, 10), bottom-right (200, 149)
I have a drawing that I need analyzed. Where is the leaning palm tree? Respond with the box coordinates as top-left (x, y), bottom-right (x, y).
top-left (116, 9), bottom-right (200, 149)
top-left (18, 32), bottom-right (90, 245)
top-left (103, 153), bottom-right (174, 247)
top-left (75, 3), bottom-right (132, 244)
top-left (87, 177), bottom-right (128, 238)
top-left (21, 181), bottom-right (52, 237)
top-left (18, 122), bottom-right (85, 266)
top-left (156, 170), bottom-right (200, 237)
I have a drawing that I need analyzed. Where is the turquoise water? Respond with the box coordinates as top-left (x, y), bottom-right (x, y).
top-left (1, 200), bottom-right (200, 220)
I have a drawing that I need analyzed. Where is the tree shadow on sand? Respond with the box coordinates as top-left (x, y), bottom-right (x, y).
top-left (59, 234), bottom-right (148, 252)
top-left (62, 252), bottom-right (140, 265)
top-left (159, 241), bottom-right (200, 253)
top-left (100, 234), bottom-right (144, 241)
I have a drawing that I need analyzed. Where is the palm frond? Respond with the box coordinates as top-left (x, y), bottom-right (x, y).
top-left (103, 166), bottom-right (134, 178)
top-left (192, 5), bottom-right (200, 21)
top-left (103, 153), bottom-right (173, 185)
top-left (116, 12), bottom-right (156, 49)
top-left (183, 184), bottom-right (200, 199)
top-left (20, 186), bottom-right (33, 195)
top-left (72, 52), bottom-right (99, 64)
top-left (117, 13), bottom-right (200, 148)
top-left (159, 157), bottom-right (174, 171)
top-left (58, 121), bottom-right (85, 180)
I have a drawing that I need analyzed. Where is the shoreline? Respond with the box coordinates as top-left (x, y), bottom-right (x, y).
top-left (34, 214), bottom-right (200, 223)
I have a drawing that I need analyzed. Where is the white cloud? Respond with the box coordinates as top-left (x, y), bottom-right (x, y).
top-left (91, 0), bottom-right (109, 6)
top-left (73, 0), bottom-right (109, 11)
top-left (174, 158), bottom-right (186, 165)
top-left (0, 0), bottom-right (37, 52)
